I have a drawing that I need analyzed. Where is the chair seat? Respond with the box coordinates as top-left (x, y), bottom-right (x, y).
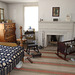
top-left (26, 44), bottom-right (39, 54)
top-left (28, 44), bottom-right (38, 47)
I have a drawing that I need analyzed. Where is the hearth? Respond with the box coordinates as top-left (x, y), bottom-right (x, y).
top-left (51, 35), bottom-right (57, 42)
top-left (47, 35), bottom-right (62, 46)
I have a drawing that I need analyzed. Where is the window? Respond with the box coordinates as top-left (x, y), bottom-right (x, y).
top-left (0, 8), bottom-right (4, 22)
top-left (24, 6), bottom-right (38, 31)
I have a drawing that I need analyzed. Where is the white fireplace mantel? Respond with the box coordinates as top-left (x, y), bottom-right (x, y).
top-left (38, 21), bottom-right (75, 47)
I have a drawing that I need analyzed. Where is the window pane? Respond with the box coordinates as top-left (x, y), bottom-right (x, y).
top-left (1, 14), bottom-right (3, 20)
top-left (24, 6), bottom-right (38, 31)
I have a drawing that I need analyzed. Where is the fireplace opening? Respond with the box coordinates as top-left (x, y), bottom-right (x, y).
top-left (51, 35), bottom-right (57, 42)
top-left (47, 35), bottom-right (63, 46)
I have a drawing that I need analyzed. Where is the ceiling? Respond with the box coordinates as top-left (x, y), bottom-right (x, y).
top-left (0, 0), bottom-right (38, 3)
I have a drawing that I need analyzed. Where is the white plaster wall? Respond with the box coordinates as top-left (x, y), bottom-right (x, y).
top-left (7, 3), bottom-right (24, 39)
top-left (0, 2), bottom-right (8, 20)
top-left (39, 0), bottom-right (75, 22)
top-left (7, 2), bottom-right (38, 39)
top-left (38, 0), bottom-right (75, 46)
top-left (7, 0), bottom-right (75, 44)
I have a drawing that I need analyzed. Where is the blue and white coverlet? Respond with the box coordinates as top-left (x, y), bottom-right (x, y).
top-left (0, 45), bottom-right (24, 75)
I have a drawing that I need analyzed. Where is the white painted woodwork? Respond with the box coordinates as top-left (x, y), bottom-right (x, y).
top-left (38, 21), bottom-right (75, 47)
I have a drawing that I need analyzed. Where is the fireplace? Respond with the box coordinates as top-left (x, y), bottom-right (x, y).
top-left (38, 21), bottom-right (75, 47)
top-left (51, 35), bottom-right (57, 42)
top-left (47, 35), bottom-right (63, 46)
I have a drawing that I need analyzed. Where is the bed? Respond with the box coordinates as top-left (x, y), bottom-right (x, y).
top-left (0, 42), bottom-right (24, 75)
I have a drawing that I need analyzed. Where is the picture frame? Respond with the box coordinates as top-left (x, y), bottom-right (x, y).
top-left (52, 7), bottom-right (60, 17)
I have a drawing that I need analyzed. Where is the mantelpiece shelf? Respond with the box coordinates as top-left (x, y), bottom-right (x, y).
top-left (39, 21), bottom-right (75, 23)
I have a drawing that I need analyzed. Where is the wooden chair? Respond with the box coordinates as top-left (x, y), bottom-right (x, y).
top-left (25, 31), bottom-right (39, 54)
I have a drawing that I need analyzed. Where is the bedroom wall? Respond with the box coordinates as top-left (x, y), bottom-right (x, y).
top-left (0, 2), bottom-right (8, 20)
top-left (7, 2), bottom-right (38, 39)
top-left (7, 3), bottom-right (24, 39)
top-left (39, 0), bottom-right (75, 22)
top-left (7, 0), bottom-right (75, 43)
top-left (38, 0), bottom-right (75, 46)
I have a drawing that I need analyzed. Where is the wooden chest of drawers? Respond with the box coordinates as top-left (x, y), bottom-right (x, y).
top-left (0, 23), bottom-right (16, 42)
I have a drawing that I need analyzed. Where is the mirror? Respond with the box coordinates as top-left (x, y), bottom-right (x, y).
top-left (0, 8), bottom-right (4, 22)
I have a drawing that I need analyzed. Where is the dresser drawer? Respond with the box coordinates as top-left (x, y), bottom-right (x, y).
top-left (5, 35), bottom-right (16, 42)
top-left (0, 23), bottom-right (16, 42)
top-left (5, 32), bottom-right (15, 38)
top-left (5, 28), bottom-right (15, 34)
top-left (5, 29), bottom-right (15, 37)
top-left (5, 23), bottom-right (15, 29)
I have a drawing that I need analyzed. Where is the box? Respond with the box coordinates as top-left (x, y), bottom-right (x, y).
top-left (53, 18), bottom-right (58, 21)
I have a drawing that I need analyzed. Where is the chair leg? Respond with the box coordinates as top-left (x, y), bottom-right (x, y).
top-left (26, 47), bottom-right (28, 52)
top-left (26, 47), bottom-right (30, 54)
top-left (64, 54), bottom-right (67, 60)
top-left (34, 46), bottom-right (39, 53)
top-left (36, 45), bottom-right (39, 52)
top-left (27, 48), bottom-right (30, 54)
top-left (26, 57), bottom-right (33, 63)
top-left (57, 50), bottom-right (59, 56)
top-left (29, 48), bottom-right (30, 54)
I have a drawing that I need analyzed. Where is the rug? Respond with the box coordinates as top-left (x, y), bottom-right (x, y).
top-left (10, 46), bottom-right (75, 75)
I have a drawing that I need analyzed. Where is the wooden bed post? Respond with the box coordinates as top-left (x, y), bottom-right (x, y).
top-left (20, 26), bottom-right (23, 47)
top-left (20, 26), bottom-right (24, 63)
